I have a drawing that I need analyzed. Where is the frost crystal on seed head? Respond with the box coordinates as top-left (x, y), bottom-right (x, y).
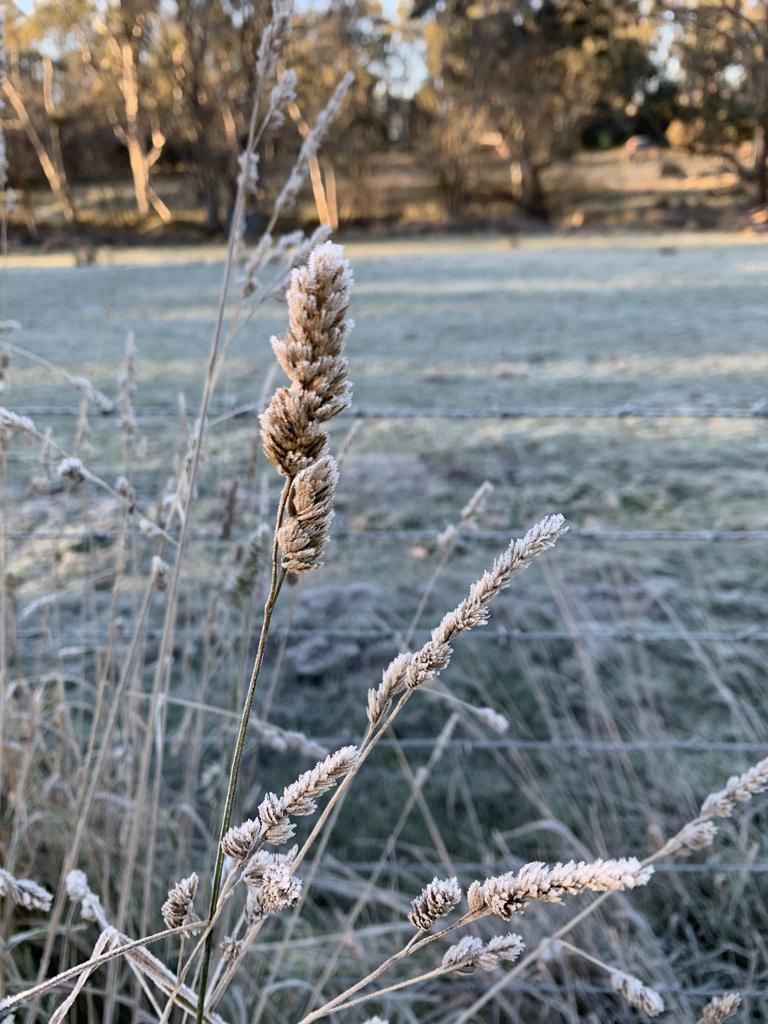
top-left (57, 457), bottom-right (86, 484)
top-left (221, 819), bottom-right (265, 862)
top-left (0, 869), bottom-right (53, 912)
top-left (65, 869), bottom-right (103, 922)
top-left (701, 755), bottom-right (768, 819)
top-left (161, 873), bottom-right (198, 930)
top-left (471, 858), bottom-right (652, 920)
top-left (408, 877), bottom-right (462, 930)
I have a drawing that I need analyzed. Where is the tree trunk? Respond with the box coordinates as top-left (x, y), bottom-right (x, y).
top-left (519, 154), bottom-right (549, 221)
top-left (753, 122), bottom-right (768, 207)
top-left (126, 133), bottom-right (151, 218)
top-left (202, 176), bottom-right (222, 235)
top-left (194, 142), bottom-right (223, 234)
top-left (3, 79), bottom-right (77, 225)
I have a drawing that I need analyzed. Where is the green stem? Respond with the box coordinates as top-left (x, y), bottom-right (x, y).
top-left (195, 482), bottom-right (290, 1023)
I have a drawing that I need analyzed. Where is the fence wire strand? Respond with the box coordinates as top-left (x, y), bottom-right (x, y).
top-left (12, 402), bottom-right (768, 421)
top-left (5, 526), bottom-right (768, 544)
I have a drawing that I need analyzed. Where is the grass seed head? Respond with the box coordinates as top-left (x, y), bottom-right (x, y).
top-left (408, 876), bottom-right (462, 930)
top-left (701, 756), bottom-right (768, 819)
top-left (0, 869), bottom-right (53, 913)
top-left (472, 858), bottom-right (653, 919)
top-left (610, 971), bottom-right (664, 1017)
top-left (161, 873), bottom-right (198, 930)
top-left (697, 994), bottom-right (742, 1024)
top-left (278, 454), bottom-right (338, 573)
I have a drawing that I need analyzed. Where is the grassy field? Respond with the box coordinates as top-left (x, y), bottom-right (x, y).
top-left (4, 232), bottom-right (768, 1021)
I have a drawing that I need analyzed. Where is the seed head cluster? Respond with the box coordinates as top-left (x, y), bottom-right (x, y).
top-left (222, 746), bottom-right (358, 874)
top-left (441, 933), bottom-right (525, 974)
top-left (261, 242), bottom-right (352, 574)
top-left (701, 755), bottom-right (768, 819)
top-left (467, 858), bottom-right (653, 920)
top-left (261, 241), bottom-right (352, 477)
top-left (409, 877), bottom-right (462, 931)
top-left (697, 994), bottom-right (742, 1024)
top-left (242, 849), bottom-right (302, 920)
top-left (257, 745), bottom-right (358, 833)
top-left (277, 454), bottom-right (338, 573)
top-left (161, 873), bottom-right (198, 930)
top-left (0, 868), bottom-right (52, 913)
top-left (610, 971), bottom-right (664, 1017)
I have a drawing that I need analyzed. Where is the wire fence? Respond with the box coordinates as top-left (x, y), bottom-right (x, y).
top-left (11, 402), bottom-right (768, 421)
top-left (6, 402), bottom-right (768, 1009)
top-left (443, 979), bottom-right (768, 1003)
top-left (14, 622), bottom-right (768, 646)
top-left (7, 279), bottom-right (768, 1013)
top-left (6, 526), bottom-right (768, 544)
top-left (23, 687), bottom-right (768, 757)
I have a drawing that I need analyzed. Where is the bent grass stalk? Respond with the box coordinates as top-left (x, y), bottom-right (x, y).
top-left (2, 921), bottom-right (203, 1016)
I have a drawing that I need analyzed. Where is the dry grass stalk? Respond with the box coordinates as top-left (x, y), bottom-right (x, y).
top-left (69, 375), bottom-right (113, 413)
top-left (254, 745), bottom-right (360, 836)
top-left (0, 10), bottom-right (8, 197)
top-left (0, 407), bottom-right (37, 439)
top-left (455, 748), bottom-right (768, 1023)
top-left (0, 346), bottom-right (9, 393)
top-left (272, 73), bottom-right (354, 220)
top-left (118, 331), bottom-right (137, 446)
top-left (660, 753), bottom-right (768, 860)
top-left (225, 523), bottom-right (271, 606)
top-left (700, 755), bottom-right (768, 818)
top-left (8, 17), bottom-right (767, 1017)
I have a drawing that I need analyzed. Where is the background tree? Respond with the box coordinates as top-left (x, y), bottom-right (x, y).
top-left (284, 0), bottom-right (396, 226)
top-left (81, 0), bottom-right (173, 221)
top-left (159, 1), bottom-right (272, 234)
top-left (666, 0), bottom-right (768, 206)
top-left (3, 3), bottom-right (80, 224)
top-left (412, 0), bottom-right (650, 220)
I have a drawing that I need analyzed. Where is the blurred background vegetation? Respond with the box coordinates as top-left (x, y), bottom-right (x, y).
top-left (4, 0), bottom-right (768, 244)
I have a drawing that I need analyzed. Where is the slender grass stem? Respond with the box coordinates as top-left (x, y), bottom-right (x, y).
top-left (294, 911), bottom-right (483, 1024)
top-left (2, 922), bottom-right (203, 1013)
top-left (195, 481), bottom-right (290, 1024)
